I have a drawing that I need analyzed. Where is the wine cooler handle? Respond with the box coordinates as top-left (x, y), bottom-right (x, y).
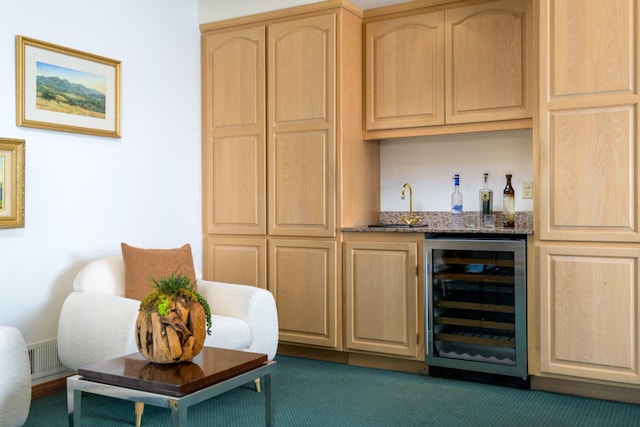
top-left (424, 248), bottom-right (431, 357)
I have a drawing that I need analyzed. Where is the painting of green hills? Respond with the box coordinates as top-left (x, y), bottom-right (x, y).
top-left (36, 62), bottom-right (106, 118)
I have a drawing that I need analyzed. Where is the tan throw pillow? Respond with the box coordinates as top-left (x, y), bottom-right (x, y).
top-left (121, 242), bottom-right (196, 300)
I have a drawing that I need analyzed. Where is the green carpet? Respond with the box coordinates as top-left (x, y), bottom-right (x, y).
top-left (25, 355), bottom-right (640, 426)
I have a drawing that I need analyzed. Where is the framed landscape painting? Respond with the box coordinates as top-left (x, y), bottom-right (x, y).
top-left (16, 36), bottom-right (121, 137)
top-left (0, 138), bottom-right (25, 229)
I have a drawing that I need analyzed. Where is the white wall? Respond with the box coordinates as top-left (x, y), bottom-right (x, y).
top-left (197, 0), bottom-right (416, 22)
top-left (380, 129), bottom-right (533, 213)
top-left (198, 0), bottom-right (317, 23)
top-left (0, 0), bottom-right (201, 345)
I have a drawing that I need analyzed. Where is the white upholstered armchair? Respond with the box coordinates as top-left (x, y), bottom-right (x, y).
top-left (57, 255), bottom-right (279, 371)
top-left (0, 326), bottom-right (31, 427)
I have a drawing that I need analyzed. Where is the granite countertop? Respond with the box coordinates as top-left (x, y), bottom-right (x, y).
top-left (342, 211), bottom-right (533, 235)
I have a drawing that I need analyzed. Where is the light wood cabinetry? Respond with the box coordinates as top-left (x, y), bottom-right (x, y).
top-left (344, 233), bottom-right (422, 358)
top-left (539, 105), bottom-right (637, 242)
top-left (267, 15), bottom-right (336, 237)
top-left (538, 244), bottom-right (640, 385)
top-left (536, 0), bottom-right (640, 387)
top-left (270, 238), bottom-right (338, 348)
top-left (445, 0), bottom-right (532, 124)
top-left (364, 0), bottom-right (532, 138)
top-left (201, 2), bottom-right (380, 351)
top-left (202, 26), bottom-right (266, 236)
top-left (538, 0), bottom-right (640, 243)
top-left (203, 237), bottom-right (267, 289)
top-left (365, 11), bottom-right (445, 131)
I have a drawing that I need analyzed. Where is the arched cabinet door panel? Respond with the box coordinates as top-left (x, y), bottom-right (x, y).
top-left (268, 14), bottom-right (336, 237)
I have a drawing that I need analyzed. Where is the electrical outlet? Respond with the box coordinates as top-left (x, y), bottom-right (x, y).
top-left (522, 181), bottom-right (533, 199)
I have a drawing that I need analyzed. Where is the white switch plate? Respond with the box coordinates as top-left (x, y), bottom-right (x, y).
top-left (522, 181), bottom-right (533, 199)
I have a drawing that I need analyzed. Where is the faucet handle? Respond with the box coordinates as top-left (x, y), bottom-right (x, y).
top-left (400, 213), bottom-right (422, 226)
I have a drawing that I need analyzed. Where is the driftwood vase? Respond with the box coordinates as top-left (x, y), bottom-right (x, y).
top-left (135, 293), bottom-right (206, 364)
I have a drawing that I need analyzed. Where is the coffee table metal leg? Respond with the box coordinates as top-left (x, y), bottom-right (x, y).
top-left (67, 388), bottom-right (82, 427)
top-left (265, 373), bottom-right (273, 427)
top-left (169, 399), bottom-right (188, 427)
top-left (135, 402), bottom-right (145, 427)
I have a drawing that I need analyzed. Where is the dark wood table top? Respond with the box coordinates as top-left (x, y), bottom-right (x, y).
top-left (77, 347), bottom-right (268, 397)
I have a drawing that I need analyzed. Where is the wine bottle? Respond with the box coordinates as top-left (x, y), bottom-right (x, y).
top-left (451, 174), bottom-right (463, 229)
top-left (503, 174), bottom-right (515, 228)
top-left (479, 173), bottom-right (493, 226)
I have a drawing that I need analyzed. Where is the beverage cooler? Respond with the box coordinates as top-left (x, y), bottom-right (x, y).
top-left (424, 235), bottom-right (528, 385)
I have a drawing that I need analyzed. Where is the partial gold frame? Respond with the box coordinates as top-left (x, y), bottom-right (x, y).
top-left (0, 138), bottom-right (25, 229)
top-left (16, 36), bottom-right (121, 137)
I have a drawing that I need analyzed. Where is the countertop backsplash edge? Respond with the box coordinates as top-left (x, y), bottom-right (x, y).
top-left (342, 211), bottom-right (533, 234)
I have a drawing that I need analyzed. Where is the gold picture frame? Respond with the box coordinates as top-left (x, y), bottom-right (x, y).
top-left (0, 138), bottom-right (25, 229)
top-left (16, 36), bottom-right (121, 137)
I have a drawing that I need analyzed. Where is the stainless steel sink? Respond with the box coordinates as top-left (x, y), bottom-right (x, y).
top-left (367, 224), bottom-right (426, 228)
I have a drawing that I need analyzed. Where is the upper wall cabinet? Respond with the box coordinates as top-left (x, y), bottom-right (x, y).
top-left (445, 0), bottom-right (532, 124)
top-left (365, 11), bottom-right (445, 131)
top-left (365, 0), bottom-right (532, 137)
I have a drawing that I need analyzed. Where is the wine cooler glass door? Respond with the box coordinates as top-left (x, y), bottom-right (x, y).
top-left (425, 238), bottom-right (527, 379)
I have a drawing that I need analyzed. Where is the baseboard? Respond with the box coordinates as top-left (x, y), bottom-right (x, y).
top-left (531, 376), bottom-right (640, 405)
top-left (277, 344), bottom-right (427, 375)
top-left (31, 375), bottom-right (70, 400)
top-left (277, 344), bottom-right (349, 364)
top-left (347, 352), bottom-right (428, 374)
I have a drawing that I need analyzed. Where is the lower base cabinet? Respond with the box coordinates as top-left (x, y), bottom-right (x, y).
top-left (537, 243), bottom-right (640, 385)
top-left (204, 237), bottom-right (340, 349)
top-left (344, 233), bottom-right (422, 359)
top-left (269, 238), bottom-right (339, 349)
top-left (203, 237), bottom-right (267, 289)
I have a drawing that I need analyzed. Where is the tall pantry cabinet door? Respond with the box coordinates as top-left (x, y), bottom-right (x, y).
top-left (365, 12), bottom-right (445, 130)
top-left (538, 0), bottom-right (640, 242)
top-left (267, 15), bottom-right (336, 237)
top-left (538, 244), bottom-right (640, 385)
top-left (445, 0), bottom-right (532, 124)
top-left (201, 26), bottom-right (266, 235)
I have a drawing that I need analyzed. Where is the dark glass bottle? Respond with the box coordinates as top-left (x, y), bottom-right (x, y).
top-left (502, 174), bottom-right (515, 228)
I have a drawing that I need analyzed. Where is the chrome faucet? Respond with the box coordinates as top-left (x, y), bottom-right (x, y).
top-left (400, 183), bottom-right (422, 226)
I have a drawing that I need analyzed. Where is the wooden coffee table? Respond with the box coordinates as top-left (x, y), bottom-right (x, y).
top-left (67, 347), bottom-right (275, 426)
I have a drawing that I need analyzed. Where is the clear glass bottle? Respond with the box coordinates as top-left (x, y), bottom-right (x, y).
top-left (479, 173), bottom-right (493, 226)
top-left (502, 174), bottom-right (515, 228)
top-left (451, 174), bottom-right (463, 228)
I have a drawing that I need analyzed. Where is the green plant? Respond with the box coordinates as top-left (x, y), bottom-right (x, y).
top-left (139, 272), bottom-right (212, 335)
